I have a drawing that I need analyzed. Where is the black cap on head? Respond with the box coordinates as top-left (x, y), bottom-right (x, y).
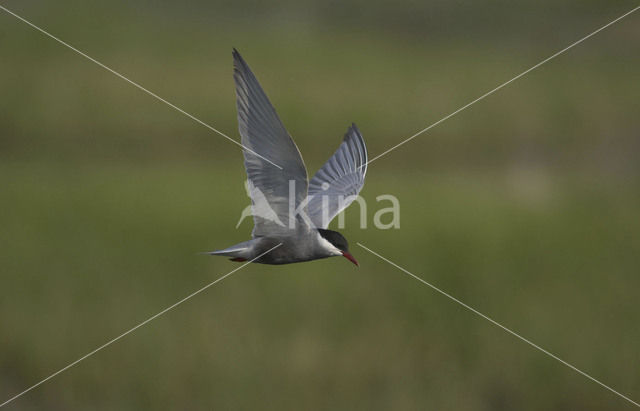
top-left (317, 229), bottom-right (349, 253)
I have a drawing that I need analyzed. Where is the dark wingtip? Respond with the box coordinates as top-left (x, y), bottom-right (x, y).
top-left (232, 48), bottom-right (244, 66)
top-left (344, 122), bottom-right (362, 141)
top-left (232, 48), bottom-right (253, 78)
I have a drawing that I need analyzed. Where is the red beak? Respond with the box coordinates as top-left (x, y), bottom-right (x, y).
top-left (342, 251), bottom-right (359, 266)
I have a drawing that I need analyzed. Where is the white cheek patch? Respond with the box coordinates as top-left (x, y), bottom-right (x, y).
top-left (318, 234), bottom-right (343, 256)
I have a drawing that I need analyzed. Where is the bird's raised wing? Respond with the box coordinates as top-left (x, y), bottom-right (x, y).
top-left (233, 49), bottom-right (309, 237)
top-left (305, 124), bottom-right (367, 229)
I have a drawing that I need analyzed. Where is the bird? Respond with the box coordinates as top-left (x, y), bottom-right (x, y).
top-left (207, 49), bottom-right (367, 266)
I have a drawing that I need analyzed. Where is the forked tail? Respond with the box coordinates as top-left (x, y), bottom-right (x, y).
top-left (204, 241), bottom-right (254, 262)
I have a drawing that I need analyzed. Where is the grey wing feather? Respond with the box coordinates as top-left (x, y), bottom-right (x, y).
top-left (306, 124), bottom-right (368, 228)
top-left (233, 49), bottom-right (309, 237)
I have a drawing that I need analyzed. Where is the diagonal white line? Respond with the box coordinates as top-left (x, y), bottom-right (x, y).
top-left (0, 243), bottom-right (282, 409)
top-left (364, 5), bottom-right (640, 167)
top-left (356, 242), bottom-right (640, 408)
top-left (0, 4), bottom-right (283, 170)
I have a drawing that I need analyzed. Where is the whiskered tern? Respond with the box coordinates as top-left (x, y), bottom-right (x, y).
top-left (208, 50), bottom-right (367, 266)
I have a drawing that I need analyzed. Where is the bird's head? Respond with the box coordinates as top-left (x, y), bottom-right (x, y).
top-left (317, 229), bottom-right (358, 266)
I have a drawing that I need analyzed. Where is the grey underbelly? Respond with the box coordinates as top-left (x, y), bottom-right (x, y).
top-left (252, 235), bottom-right (322, 265)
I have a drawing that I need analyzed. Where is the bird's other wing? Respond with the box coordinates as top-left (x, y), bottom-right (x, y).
top-left (233, 49), bottom-right (309, 237)
top-left (306, 124), bottom-right (368, 229)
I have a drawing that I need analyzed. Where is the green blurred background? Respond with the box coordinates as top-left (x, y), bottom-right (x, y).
top-left (1, 0), bottom-right (639, 409)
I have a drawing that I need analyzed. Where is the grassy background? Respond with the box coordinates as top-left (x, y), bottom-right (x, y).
top-left (1, 0), bottom-right (639, 409)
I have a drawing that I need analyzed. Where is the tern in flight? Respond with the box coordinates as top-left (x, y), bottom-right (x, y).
top-left (208, 49), bottom-right (367, 266)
